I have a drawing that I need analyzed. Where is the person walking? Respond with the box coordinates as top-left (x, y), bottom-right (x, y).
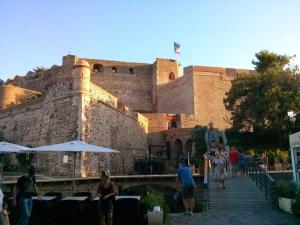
top-left (238, 150), bottom-right (246, 176)
top-left (229, 147), bottom-right (239, 177)
top-left (176, 159), bottom-right (196, 216)
top-left (212, 152), bottom-right (226, 189)
top-left (13, 165), bottom-right (41, 225)
top-left (0, 177), bottom-right (4, 225)
top-left (97, 169), bottom-right (116, 225)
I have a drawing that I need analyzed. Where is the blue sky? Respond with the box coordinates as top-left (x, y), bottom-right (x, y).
top-left (0, 0), bottom-right (299, 80)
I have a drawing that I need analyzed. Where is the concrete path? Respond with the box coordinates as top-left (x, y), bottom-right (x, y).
top-left (166, 173), bottom-right (300, 225)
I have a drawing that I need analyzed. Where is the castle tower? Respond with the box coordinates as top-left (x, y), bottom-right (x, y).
top-left (72, 59), bottom-right (91, 94)
top-left (72, 59), bottom-right (92, 177)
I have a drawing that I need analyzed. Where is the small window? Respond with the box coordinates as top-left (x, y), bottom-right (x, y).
top-left (112, 67), bottom-right (117, 73)
top-left (129, 68), bottom-right (134, 74)
top-left (93, 64), bottom-right (103, 72)
top-left (169, 72), bottom-right (175, 80)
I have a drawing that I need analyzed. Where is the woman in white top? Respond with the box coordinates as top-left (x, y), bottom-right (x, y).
top-left (212, 152), bottom-right (226, 189)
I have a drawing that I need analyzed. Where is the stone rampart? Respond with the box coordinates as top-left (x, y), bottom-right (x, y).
top-left (0, 82), bottom-right (78, 175)
top-left (87, 58), bottom-right (153, 112)
top-left (86, 98), bottom-right (148, 175)
top-left (90, 82), bottom-right (118, 108)
top-left (157, 74), bottom-right (194, 114)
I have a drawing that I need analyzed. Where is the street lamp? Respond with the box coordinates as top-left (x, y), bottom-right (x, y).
top-left (288, 110), bottom-right (296, 121)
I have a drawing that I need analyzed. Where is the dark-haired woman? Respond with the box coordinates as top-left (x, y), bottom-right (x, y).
top-left (96, 170), bottom-right (116, 225)
top-left (13, 165), bottom-right (41, 225)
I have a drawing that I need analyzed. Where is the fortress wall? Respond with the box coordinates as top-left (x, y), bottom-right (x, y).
top-left (90, 82), bottom-right (118, 108)
top-left (142, 113), bottom-right (168, 133)
top-left (179, 114), bottom-right (196, 128)
top-left (156, 74), bottom-right (194, 114)
top-left (189, 67), bottom-right (235, 130)
top-left (85, 59), bottom-right (153, 112)
top-left (187, 66), bottom-right (254, 130)
top-left (86, 98), bottom-right (148, 175)
top-left (0, 82), bottom-right (78, 175)
top-left (155, 58), bottom-right (179, 85)
top-left (8, 66), bottom-right (72, 93)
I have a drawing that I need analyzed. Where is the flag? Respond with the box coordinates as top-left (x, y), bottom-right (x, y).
top-left (174, 42), bottom-right (181, 54)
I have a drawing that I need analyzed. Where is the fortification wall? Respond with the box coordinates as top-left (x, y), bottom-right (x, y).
top-left (0, 82), bottom-right (78, 175)
top-left (85, 58), bottom-right (153, 112)
top-left (157, 74), bottom-right (194, 114)
top-left (142, 113), bottom-right (168, 133)
top-left (90, 82), bottom-right (118, 108)
top-left (86, 98), bottom-right (148, 175)
top-left (7, 55), bottom-right (77, 93)
top-left (155, 58), bottom-right (179, 85)
top-left (179, 114), bottom-right (196, 128)
top-left (187, 66), bottom-right (254, 130)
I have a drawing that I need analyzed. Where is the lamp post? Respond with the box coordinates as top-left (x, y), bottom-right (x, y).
top-left (288, 110), bottom-right (300, 184)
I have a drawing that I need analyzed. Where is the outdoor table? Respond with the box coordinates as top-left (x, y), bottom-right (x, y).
top-left (32, 196), bottom-right (57, 201)
top-left (113, 197), bottom-right (140, 225)
top-left (30, 195), bottom-right (60, 225)
top-left (93, 195), bottom-right (141, 201)
top-left (57, 196), bottom-right (90, 225)
top-left (63, 196), bottom-right (89, 201)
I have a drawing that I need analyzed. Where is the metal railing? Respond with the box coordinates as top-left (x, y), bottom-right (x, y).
top-left (245, 158), bottom-right (277, 208)
top-left (202, 154), bottom-right (209, 211)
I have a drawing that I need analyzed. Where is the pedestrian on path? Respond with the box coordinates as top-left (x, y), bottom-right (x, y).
top-left (97, 169), bottom-right (116, 225)
top-left (176, 159), bottom-right (195, 216)
top-left (212, 152), bottom-right (226, 189)
top-left (238, 150), bottom-right (246, 176)
top-left (13, 165), bottom-right (41, 225)
top-left (229, 146), bottom-right (239, 177)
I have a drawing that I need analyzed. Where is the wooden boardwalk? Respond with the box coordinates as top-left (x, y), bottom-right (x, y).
top-left (166, 173), bottom-right (300, 225)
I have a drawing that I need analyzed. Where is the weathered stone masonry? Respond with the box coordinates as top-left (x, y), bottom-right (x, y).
top-left (0, 55), bottom-right (254, 176)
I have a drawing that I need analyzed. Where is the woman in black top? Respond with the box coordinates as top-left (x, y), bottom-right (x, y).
top-left (96, 170), bottom-right (116, 225)
top-left (13, 165), bottom-right (41, 225)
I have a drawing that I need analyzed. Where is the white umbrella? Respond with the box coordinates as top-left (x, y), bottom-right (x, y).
top-left (0, 141), bottom-right (30, 153)
top-left (31, 140), bottom-right (120, 192)
top-left (0, 142), bottom-right (30, 179)
top-left (32, 140), bottom-right (119, 153)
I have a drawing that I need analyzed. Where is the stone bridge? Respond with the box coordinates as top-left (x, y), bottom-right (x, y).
top-left (3, 174), bottom-right (203, 196)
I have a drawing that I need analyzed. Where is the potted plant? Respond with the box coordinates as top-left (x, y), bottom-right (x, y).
top-left (139, 192), bottom-right (170, 225)
top-left (276, 181), bottom-right (298, 214)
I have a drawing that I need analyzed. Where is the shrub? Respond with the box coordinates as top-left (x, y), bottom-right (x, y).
top-left (292, 193), bottom-right (300, 216)
top-left (139, 192), bottom-right (170, 224)
top-left (275, 181), bottom-right (298, 199)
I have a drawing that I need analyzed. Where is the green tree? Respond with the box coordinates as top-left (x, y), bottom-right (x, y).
top-left (190, 126), bottom-right (207, 165)
top-left (224, 50), bottom-right (300, 147)
top-left (33, 66), bottom-right (47, 73)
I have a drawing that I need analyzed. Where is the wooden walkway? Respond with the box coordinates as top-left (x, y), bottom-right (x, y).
top-left (166, 173), bottom-right (300, 225)
top-left (208, 173), bottom-right (270, 212)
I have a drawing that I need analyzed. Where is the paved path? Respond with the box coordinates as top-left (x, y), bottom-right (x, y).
top-left (166, 174), bottom-right (300, 225)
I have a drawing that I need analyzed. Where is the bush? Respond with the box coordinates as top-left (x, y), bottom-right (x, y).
top-left (292, 193), bottom-right (300, 216)
top-left (275, 181), bottom-right (298, 199)
top-left (139, 192), bottom-right (170, 224)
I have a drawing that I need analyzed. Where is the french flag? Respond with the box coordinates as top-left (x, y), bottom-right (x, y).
top-left (174, 42), bottom-right (181, 54)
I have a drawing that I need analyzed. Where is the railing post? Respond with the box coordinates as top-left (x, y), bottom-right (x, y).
top-left (264, 173), bottom-right (268, 200)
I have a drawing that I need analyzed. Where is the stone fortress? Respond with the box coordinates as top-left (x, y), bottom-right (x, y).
top-left (0, 55), bottom-right (253, 176)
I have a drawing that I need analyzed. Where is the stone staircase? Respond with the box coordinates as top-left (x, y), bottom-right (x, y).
top-left (208, 173), bottom-right (271, 213)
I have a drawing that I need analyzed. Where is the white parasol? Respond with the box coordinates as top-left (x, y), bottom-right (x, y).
top-left (31, 140), bottom-right (120, 192)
